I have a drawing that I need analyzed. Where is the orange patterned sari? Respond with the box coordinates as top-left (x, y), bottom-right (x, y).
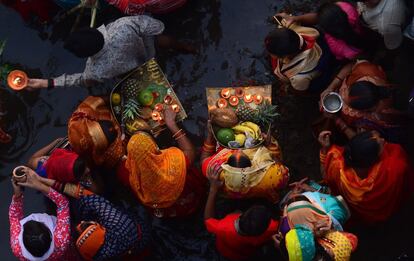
top-left (324, 143), bottom-right (414, 223)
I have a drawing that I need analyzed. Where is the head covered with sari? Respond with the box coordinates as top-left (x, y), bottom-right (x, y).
top-left (68, 96), bottom-right (124, 169)
top-left (126, 132), bottom-right (187, 208)
top-left (317, 231), bottom-right (358, 261)
top-left (44, 148), bottom-right (81, 183)
top-left (285, 224), bottom-right (316, 261)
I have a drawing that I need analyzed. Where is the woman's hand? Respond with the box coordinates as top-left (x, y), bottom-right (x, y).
top-left (207, 164), bottom-right (223, 193)
top-left (314, 220), bottom-right (330, 237)
top-left (163, 106), bottom-right (177, 129)
top-left (318, 131), bottom-right (332, 149)
top-left (16, 168), bottom-right (50, 194)
top-left (274, 12), bottom-right (297, 27)
top-left (11, 178), bottom-right (23, 197)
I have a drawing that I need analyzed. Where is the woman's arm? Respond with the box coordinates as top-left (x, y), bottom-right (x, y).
top-left (275, 12), bottom-right (318, 27)
top-left (27, 138), bottom-right (64, 169)
top-left (163, 107), bottom-right (196, 164)
top-left (200, 121), bottom-right (217, 164)
top-left (320, 63), bottom-right (354, 101)
top-left (47, 189), bottom-right (71, 255)
top-left (9, 182), bottom-right (24, 260)
top-left (204, 168), bottom-right (223, 220)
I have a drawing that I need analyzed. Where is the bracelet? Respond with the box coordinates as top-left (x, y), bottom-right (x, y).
top-left (319, 151), bottom-right (327, 164)
top-left (47, 79), bottom-right (55, 89)
top-left (203, 142), bottom-right (216, 149)
top-left (52, 181), bottom-right (64, 193)
top-left (202, 146), bottom-right (215, 153)
top-left (172, 129), bottom-right (184, 138)
top-left (175, 132), bottom-right (186, 141)
top-left (335, 75), bottom-right (343, 82)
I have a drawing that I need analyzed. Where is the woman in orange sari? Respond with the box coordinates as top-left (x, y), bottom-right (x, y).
top-left (117, 106), bottom-right (206, 218)
top-left (320, 60), bottom-right (406, 143)
top-left (68, 96), bottom-right (124, 170)
top-left (318, 130), bottom-right (414, 224)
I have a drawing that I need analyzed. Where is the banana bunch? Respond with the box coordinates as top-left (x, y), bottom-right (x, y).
top-left (232, 121), bottom-right (261, 140)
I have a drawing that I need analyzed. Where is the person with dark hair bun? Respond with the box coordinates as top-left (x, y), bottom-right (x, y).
top-left (204, 168), bottom-right (278, 260)
top-left (277, 1), bottom-right (366, 61)
top-left (318, 130), bottom-right (414, 224)
top-left (320, 60), bottom-right (406, 143)
top-left (265, 19), bottom-right (334, 92)
top-left (9, 167), bottom-right (76, 260)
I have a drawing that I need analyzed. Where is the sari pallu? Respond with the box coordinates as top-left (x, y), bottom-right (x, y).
top-left (324, 143), bottom-right (414, 223)
top-left (68, 96), bottom-right (124, 170)
top-left (121, 132), bottom-right (205, 218)
top-left (202, 146), bottom-right (289, 203)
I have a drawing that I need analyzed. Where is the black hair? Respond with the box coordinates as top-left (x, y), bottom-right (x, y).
top-left (239, 205), bottom-right (272, 236)
top-left (98, 120), bottom-right (117, 146)
top-left (64, 28), bottom-right (105, 58)
top-left (23, 221), bottom-right (52, 257)
top-left (348, 81), bottom-right (393, 110)
top-left (227, 151), bottom-right (252, 168)
top-left (73, 157), bottom-right (86, 180)
top-left (318, 2), bottom-right (364, 50)
top-left (344, 131), bottom-right (381, 169)
top-left (265, 28), bottom-right (302, 57)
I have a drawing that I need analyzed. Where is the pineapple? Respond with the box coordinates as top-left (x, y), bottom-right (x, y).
top-left (122, 99), bottom-right (142, 122)
top-left (235, 102), bottom-right (279, 129)
top-left (235, 105), bottom-right (256, 122)
top-left (255, 101), bottom-right (279, 128)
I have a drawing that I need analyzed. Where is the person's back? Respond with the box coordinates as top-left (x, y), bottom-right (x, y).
top-left (205, 206), bottom-right (278, 260)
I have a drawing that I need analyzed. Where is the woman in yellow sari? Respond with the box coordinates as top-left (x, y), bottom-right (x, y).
top-left (201, 124), bottom-right (289, 203)
top-left (68, 96), bottom-right (125, 170)
top-left (117, 107), bottom-right (206, 218)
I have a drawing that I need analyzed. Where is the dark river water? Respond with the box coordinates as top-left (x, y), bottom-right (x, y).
top-left (1, 0), bottom-right (414, 260)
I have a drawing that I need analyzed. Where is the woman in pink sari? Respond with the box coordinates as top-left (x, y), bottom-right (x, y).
top-left (107, 0), bottom-right (187, 15)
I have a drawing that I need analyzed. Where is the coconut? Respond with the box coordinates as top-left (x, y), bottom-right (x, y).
top-left (210, 108), bottom-right (238, 128)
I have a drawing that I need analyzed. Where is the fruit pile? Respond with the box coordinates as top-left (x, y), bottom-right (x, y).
top-left (210, 102), bottom-right (278, 149)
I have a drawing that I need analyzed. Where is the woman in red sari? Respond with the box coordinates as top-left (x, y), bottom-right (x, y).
top-left (117, 106), bottom-right (206, 218)
top-left (318, 130), bottom-right (414, 224)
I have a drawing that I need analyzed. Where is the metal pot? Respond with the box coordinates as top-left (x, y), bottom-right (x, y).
top-left (322, 92), bottom-right (343, 113)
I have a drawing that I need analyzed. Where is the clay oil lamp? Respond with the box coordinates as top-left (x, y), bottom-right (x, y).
top-left (154, 103), bottom-right (164, 112)
top-left (220, 88), bottom-right (231, 99)
top-left (235, 88), bottom-right (244, 98)
top-left (163, 95), bottom-right (173, 105)
top-left (13, 166), bottom-right (27, 180)
top-left (254, 94), bottom-right (263, 105)
top-left (229, 95), bottom-right (239, 107)
top-left (171, 103), bottom-right (181, 113)
top-left (7, 70), bottom-right (28, 91)
top-left (152, 111), bottom-right (161, 121)
top-left (217, 98), bottom-right (228, 108)
top-left (243, 93), bottom-right (253, 103)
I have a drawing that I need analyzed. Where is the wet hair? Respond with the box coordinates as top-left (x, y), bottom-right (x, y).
top-left (348, 81), bottom-right (393, 110)
top-left (23, 221), bottom-right (52, 257)
top-left (227, 151), bottom-right (252, 168)
top-left (64, 28), bottom-right (105, 58)
top-left (265, 28), bottom-right (302, 57)
top-left (98, 120), bottom-right (117, 146)
top-left (344, 131), bottom-right (381, 169)
top-left (318, 3), bottom-right (364, 50)
top-left (73, 157), bottom-right (86, 180)
top-left (238, 205), bottom-right (272, 236)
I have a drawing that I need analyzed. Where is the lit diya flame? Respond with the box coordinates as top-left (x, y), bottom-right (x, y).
top-left (243, 93), bottom-right (253, 103)
top-left (235, 88), bottom-right (244, 98)
top-left (217, 98), bottom-right (228, 108)
top-left (254, 94), bottom-right (263, 105)
top-left (154, 103), bottom-right (164, 111)
top-left (152, 111), bottom-right (161, 121)
top-left (7, 70), bottom-right (28, 90)
top-left (229, 95), bottom-right (239, 106)
top-left (171, 103), bottom-right (180, 113)
top-left (220, 88), bottom-right (231, 99)
top-left (163, 95), bottom-right (173, 105)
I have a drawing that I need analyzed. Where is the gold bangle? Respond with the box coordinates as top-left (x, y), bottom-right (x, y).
top-left (203, 142), bottom-right (215, 148)
top-left (172, 129), bottom-right (183, 138)
top-left (175, 132), bottom-right (186, 141)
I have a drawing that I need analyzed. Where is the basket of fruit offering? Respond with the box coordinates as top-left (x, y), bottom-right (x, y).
top-left (206, 85), bottom-right (278, 149)
top-left (110, 58), bottom-right (187, 137)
